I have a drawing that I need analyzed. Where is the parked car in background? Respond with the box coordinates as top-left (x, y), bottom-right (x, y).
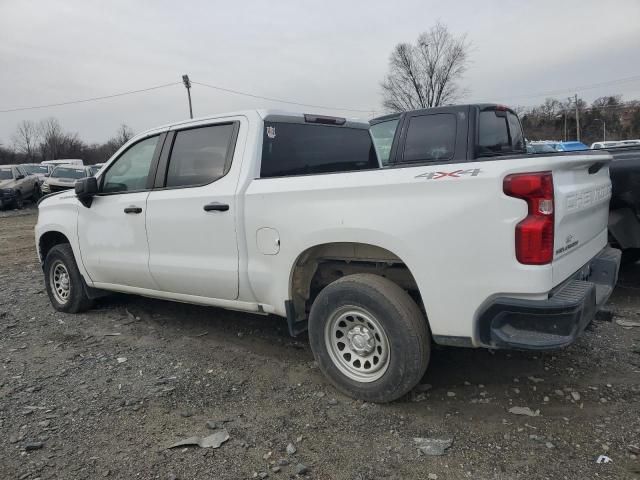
top-left (526, 142), bottom-right (557, 154)
top-left (0, 164), bottom-right (40, 209)
top-left (87, 163), bottom-right (104, 176)
top-left (41, 159), bottom-right (84, 167)
top-left (591, 141), bottom-right (621, 149)
top-left (602, 143), bottom-right (640, 264)
top-left (548, 141), bottom-right (589, 151)
top-left (41, 166), bottom-right (92, 195)
top-left (36, 106), bottom-right (620, 402)
top-left (617, 139), bottom-right (640, 146)
top-left (21, 163), bottom-right (54, 188)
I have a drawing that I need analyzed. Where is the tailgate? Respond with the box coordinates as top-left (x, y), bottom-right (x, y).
top-left (552, 154), bottom-right (612, 285)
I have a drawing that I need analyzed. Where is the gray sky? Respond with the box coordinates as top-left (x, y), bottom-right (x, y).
top-left (1, 0), bottom-right (639, 144)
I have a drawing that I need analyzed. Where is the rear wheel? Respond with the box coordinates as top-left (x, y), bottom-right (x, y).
top-left (308, 273), bottom-right (430, 403)
top-left (44, 244), bottom-right (93, 313)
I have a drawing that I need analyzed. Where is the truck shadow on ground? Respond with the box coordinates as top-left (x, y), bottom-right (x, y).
top-left (90, 259), bottom-right (640, 396)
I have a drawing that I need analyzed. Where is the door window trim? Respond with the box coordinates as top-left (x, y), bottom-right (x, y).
top-left (152, 121), bottom-right (240, 191)
top-left (96, 132), bottom-right (167, 197)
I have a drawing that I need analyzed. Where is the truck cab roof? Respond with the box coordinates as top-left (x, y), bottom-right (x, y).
top-left (370, 104), bottom-right (515, 125)
top-left (133, 109), bottom-right (369, 142)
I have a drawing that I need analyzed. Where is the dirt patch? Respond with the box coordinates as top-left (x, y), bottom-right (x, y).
top-left (1, 209), bottom-right (639, 479)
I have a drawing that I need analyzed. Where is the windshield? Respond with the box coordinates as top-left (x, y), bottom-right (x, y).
top-left (23, 165), bottom-right (49, 174)
top-left (0, 168), bottom-right (13, 180)
top-left (51, 167), bottom-right (87, 179)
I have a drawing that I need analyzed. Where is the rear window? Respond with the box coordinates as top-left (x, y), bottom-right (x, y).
top-left (260, 122), bottom-right (378, 178)
top-left (23, 165), bottom-right (49, 174)
top-left (477, 110), bottom-right (526, 157)
top-left (51, 167), bottom-right (87, 179)
top-left (402, 114), bottom-right (456, 163)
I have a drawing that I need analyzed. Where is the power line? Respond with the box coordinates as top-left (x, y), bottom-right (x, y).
top-left (1, 73), bottom-right (639, 116)
top-left (0, 82), bottom-right (181, 113)
top-left (496, 74), bottom-right (640, 102)
top-left (191, 80), bottom-right (374, 113)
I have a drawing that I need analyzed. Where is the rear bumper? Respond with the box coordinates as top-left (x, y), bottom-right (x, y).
top-left (478, 246), bottom-right (621, 350)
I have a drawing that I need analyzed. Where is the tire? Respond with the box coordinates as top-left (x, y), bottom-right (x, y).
top-left (32, 184), bottom-right (41, 201)
top-left (621, 248), bottom-right (640, 266)
top-left (308, 273), bottom-right (430, 403)
top-left (13, 194), bottom-right (24, 209)
top-left (44, 244), bottom-right (93, 313)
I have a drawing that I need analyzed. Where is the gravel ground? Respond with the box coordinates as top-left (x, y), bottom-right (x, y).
top-left (1, 206), bottom-right (639, 480)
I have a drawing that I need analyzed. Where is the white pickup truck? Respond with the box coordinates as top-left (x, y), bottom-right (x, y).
top-left (35, 105), bottom-right (621, 402)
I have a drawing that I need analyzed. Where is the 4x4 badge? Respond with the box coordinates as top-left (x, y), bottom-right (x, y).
top-left (415, 169), bottom-right (481, 180)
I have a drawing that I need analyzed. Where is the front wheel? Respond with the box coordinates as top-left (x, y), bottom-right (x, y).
top-left (308, 273), bottom-right (430, 403)
top-left (32, 184), bottom-right (41, 201)
top-left (44, 244), bottom-right (93, 313)
top-left (13, 194), bottom-right (24, 209)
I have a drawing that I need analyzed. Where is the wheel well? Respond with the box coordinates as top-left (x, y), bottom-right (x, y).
top-left (39, 231), bottom-right (70, 264)
top-left (289, 242), bottom-right (423, 323)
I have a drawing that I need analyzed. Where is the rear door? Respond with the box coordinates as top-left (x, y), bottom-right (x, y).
top-left (145, 119), bottom-right (242, 299)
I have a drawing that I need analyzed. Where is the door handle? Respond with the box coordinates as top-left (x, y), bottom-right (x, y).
top-left (203, 202), bottom-right (229, 212)
top-left (124, 206), bottom-right (143, 214)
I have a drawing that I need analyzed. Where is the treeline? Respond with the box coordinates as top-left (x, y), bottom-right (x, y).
top-left (517, 95), bottom-right (640, 145)
top-left (0, 118), bottom-right (134, 166)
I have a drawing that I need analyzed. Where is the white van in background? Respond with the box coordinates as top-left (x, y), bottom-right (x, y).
top-left (41, 159), bottom-right (84, 167)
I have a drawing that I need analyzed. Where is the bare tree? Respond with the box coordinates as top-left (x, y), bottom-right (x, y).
top-left (11, 120), bottom-right (41, 161)
top-left (114, 124), bottom-right (134, 147)
top-left (381, 23), bottom-right (470, 112)
top-left (38, 117), bottom-right (65, 160)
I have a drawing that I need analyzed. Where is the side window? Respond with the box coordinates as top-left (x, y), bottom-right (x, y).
top-left (370, 119), bottom-right (399, 166)
top-left (477, 110), bottom-right (526, 156)
top-left (507, 112), bottom-right (525, 152)
top-left (102, 135), bottom-right (159, 193)
top-left (260, 123), bottom-right (378, 178)
top-left (478, 110), bottom-right (508, 155)
top-left (402, 114), bottom-right (456, 163)
top-left (165, 123), bottom-right (236, 188)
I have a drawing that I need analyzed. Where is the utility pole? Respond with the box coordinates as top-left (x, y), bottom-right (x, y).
top-left (594, 118), bottom-right (606, 141)
top-left (574, 93), bottom-right (580, 141)
top-left (182, 74), bottom-right (193, 119)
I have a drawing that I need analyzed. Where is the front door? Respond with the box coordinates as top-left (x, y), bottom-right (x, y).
top-left (77, 134), bottom-right (164, 289)
top-left (146, 120), bottom-right (241, 299)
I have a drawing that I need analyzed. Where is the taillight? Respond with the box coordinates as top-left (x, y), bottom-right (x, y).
top-left (503, 172), bottom-right (554, 265)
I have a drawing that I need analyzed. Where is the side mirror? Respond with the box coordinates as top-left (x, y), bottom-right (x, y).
top-left (75, 176), bottom-right (98, 207)
top-left (16, 174), bottom-right (25, 180)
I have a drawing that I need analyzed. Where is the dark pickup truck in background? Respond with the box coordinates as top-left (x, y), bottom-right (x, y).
top-left (370, 105), bottom-right (640, 266)
top-left (606, 145), bottom-right (640, 264)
